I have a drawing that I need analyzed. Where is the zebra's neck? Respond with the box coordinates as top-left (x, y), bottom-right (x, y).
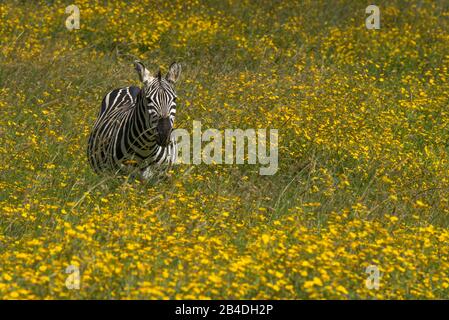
top-left (133, 91), bottom-right (168, 165)
top-left (133, 88), bottom-right (154, 139)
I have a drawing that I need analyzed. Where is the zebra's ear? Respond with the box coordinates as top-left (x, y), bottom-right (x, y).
top-left (134, 60), bottom-right (152, 83)
top-left (166, 62), bottom-right (182, 84)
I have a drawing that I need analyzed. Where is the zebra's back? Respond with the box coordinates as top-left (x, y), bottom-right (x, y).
top-left (88, 86), bottom-right (141, 174)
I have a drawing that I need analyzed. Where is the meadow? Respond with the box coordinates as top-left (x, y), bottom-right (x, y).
top-left (1, 0), bottom-right (449, 299)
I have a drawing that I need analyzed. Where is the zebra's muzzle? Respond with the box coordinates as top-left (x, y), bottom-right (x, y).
top-left (156, 117), bottom-right (172, 147)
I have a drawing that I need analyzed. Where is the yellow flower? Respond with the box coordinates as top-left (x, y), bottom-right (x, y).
top-left (336, 285), bottom-right (348, 295)
top-left (261, 234), bottom-right (270, 245)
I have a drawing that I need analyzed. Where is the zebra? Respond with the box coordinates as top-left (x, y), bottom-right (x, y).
top-left (87, 61), bottom-right (182, 180)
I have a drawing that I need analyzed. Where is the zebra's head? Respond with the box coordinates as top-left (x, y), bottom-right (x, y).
top-left (134, 60), bottom-right (182, 147)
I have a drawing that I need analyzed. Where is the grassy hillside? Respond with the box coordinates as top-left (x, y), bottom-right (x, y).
top-left (1, 0), bottom-right (449, 299)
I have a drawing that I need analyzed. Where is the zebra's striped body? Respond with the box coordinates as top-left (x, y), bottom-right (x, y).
top-left (87, 61), bottom-right (181, 178)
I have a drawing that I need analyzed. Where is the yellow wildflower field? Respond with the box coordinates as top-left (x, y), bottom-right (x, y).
top-left (1, 0), bottom-right (449, 299)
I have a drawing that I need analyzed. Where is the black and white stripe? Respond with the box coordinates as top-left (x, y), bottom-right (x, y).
top-left (87, 61), bottom-right (182, 178)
